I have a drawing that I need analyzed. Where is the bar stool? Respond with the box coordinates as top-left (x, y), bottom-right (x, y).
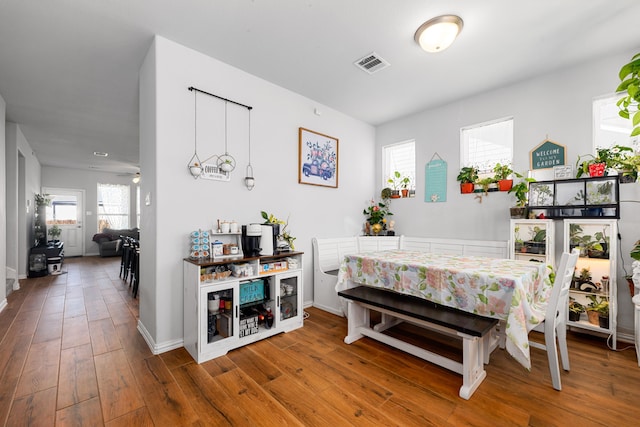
top-left (131, 244), bottom-right (140, 298)
top-left (119, 236), bottom-right (131, 279)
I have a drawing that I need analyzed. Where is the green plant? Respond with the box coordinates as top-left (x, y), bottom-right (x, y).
top-left (508, 176), bottom-right (536, 207)
top-left (387, 171), bottom-right (411, 190)
top-left (575, 145), bottom-right (634, 177)
top-left (587, 295), bottom-right (609, 316)
top-left (48, 225), bottom-right (61, 240)
top-left (380, 187), bottom-right (393, 200)
top-left (492, 163), bottom-right (513, 180)
top-left (530, 226), bottom-right (546, 242)
top-left (35, 193), bottom-right (51, 207)
top-left (363, 199), bottom-right (392, 225)
top-left (456, 166), bottom-right (478, 184)
top-left (616, 52), bottom-right (640, 137)
top-left (476, 176), bottom-right (496, 194)
top-left (630, 240), bottom-right (640, 261)
top-left (261, 211), bottom-right (296, 250)
top-left (569, 299), bottom-right (585, 314)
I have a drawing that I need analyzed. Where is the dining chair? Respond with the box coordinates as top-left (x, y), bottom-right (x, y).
top-left (529, 248), bottom-right (579, 391)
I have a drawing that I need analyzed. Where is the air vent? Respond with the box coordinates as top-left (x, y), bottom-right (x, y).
top-left (354, 52), bottom-right (390, 74)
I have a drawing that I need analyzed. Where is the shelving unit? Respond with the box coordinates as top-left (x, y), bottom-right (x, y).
top-left (209, 231), bottom-right (243, 261)
top-left (509, 219), bottom-right (555, 267)
top-left (183, 251), bottom-right (304, 363)
top-left (564, 219), bottom-right (617, 348)
top-left (528, 176), bottom-right (619, 219)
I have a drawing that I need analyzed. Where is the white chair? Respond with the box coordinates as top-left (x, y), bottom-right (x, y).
top-left (529, 248), bottom-right (579, 391)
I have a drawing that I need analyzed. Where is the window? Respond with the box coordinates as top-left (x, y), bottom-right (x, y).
top-left (97, 183), bottom-right (130, 232)
top-left (383, 140), bottom-right (415, 194)
top-left (461, 117), bottom-right (513, 176)
top-left (593, 93), bottom-right (638, 152)
top-left (46, 195), bottom-right (78, 225)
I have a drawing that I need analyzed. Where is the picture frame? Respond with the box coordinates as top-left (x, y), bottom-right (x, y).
top-left (298, 127), bottom-right (339, 188)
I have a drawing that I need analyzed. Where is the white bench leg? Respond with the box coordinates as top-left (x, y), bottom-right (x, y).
top-left (459, 335), bottom-right (487, 400)
top-left (373, 313), bottom-right (403, 332)
top-left (344, 301), bottom-right (368, 344)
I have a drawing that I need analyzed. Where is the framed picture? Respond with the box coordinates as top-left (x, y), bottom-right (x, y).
top-left (298, 127), bottom-right (339, 188)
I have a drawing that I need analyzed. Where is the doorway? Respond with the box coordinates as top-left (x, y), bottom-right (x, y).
top-left (42, 187), bottom-right (85, 257)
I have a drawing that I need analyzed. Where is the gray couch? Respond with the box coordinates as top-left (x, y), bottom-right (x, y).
top-left (92, 228), bottom-right (139, 257)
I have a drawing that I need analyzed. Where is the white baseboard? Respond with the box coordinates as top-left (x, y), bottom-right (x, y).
top-left (137, 319), bottom-right (184, 355)
top-left (311, 302), bottom-right (345, 317)
top-left (0, 298), bottom-right (7, 313)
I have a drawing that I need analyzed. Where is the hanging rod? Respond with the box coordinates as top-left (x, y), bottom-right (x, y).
top-left (188, 86), bottom-right (253, 110)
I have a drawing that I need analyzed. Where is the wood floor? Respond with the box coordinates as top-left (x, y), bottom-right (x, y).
top-left (1, 256), bottom-right (639, 426)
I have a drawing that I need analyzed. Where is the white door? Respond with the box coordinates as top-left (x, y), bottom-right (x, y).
top-left (43, 187), bottom-right (85, 257)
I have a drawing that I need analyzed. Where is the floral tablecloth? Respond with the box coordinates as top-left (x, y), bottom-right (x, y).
top-left (335, 250), bottom-right (552, 370)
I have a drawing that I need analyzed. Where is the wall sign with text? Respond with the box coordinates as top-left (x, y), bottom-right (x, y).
top-left (530, 139), bottom-right (566, 170)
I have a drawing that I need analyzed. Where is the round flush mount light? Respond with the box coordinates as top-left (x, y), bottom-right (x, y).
top-left (93, 151), bottom-right (109, 157)
top-left (414, 15), bottom-right (463, 53)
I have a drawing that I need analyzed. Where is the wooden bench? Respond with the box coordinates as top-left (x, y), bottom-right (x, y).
top-left (338, 286), bottom-right (498, 399)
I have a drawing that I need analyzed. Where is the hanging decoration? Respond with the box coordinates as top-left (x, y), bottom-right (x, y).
top-left (187, 86), bottom-right (252, 181)
top-left (425, 152), bottom-right (447, 202)
top-left (245, 109), bottom-right (256, 190)
top-left (187, 89), bottom-right (203, 179)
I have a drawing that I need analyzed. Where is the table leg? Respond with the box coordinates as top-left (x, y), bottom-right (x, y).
top-left (344, 301), bottom-right (368, 344)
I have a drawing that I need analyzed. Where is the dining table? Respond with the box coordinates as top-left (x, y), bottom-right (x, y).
top-left (335, 250), bottom-right (553, 370)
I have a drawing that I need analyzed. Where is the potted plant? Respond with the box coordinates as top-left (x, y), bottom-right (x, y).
top-left (507, 176), bottom-right (535, 218)
top-left (475, 176), bottom-right (496, 195)
top-left (586, 295), bottom-right (608, 326)
top-left (573, 267), bottom-right (597, 291)
top-left (568, 299), bottom-right (585, 322)
top-left (48, 225), bottom-right (61, 242)
top-left (616, 52), bottom-right (640, 138)
top-left (575, 145), bottom-right (634, 178)
top-left (618, 154), bottom-right (640, 183)
top-left (400, 175), bottom-right (412, 197)
top-left (456, 166), bottom-right (478, 194)
top-left (626, 239), bottom-right (640, 296)
top-left (493, 163), bottom-right (514, 191)
top-left (387, 171), bottom-right (405, 198)
top-left (524, 226), bottom-right (546, 254)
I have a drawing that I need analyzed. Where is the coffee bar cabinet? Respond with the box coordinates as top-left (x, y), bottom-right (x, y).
top-left (564, 219), bottom-right (617, 348)
top-left (509, 219), bottom-right (555, 267)
top-left (183, 252), bottom-right (303, 363)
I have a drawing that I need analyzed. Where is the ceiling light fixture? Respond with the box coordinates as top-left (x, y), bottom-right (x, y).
top-left (93, 151), bottom-right (108, 157)
top-left (414, 15), bottom-right (463, 53)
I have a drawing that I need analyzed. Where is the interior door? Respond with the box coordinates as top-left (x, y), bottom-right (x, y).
top-left (43, 187), bottom-right (85, 257)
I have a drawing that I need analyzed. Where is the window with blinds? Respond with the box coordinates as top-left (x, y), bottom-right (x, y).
top-left (97, 183), bottom-right (130, 232)
top-left (461, 118), bottom-right (513, 176)
top-left (383, 140), bottom-right (415, 193)
top-left (593, 93), bottom-right (638, 152)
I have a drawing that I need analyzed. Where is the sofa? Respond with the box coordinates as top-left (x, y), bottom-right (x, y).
top-left (92, 227), bottom-right (139, 257)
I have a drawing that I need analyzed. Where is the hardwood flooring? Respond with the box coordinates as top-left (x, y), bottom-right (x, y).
top-left (1, 256), bottom-right (639, 426)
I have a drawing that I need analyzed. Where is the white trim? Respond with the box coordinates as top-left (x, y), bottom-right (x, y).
top-left (0, 298), bottom-right (7, 313)
top-left (137, 319), bottom-right (183, 355)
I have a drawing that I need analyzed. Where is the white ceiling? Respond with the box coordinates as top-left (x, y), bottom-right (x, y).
top-left (1, 0), bottom-right (639, 174)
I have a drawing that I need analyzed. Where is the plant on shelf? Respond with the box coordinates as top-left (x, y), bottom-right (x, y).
top-left (575, 145), bottom-right (634, 178)
top-left (626, 239), bottom-right (640, 296)
top-left (573, 266), bottom-right (596, 291)
top-left (48, 225), bottom-right (61, 242)
top-left (616, 52), bottom-right (640, 138)
top-left (261, 211), bottom-right (296, 250)
top-left (507, 175), bottom-right (536, 218)
top-left (34, 193), bottom-right (51, 247)
top-left (586, 295), bottom-right (609, 328)
top-left (475, 176), bottom-right (496, 195)
top-left (387, 171), bottom-right (410, 198)
top-left (524, 226), bottom-right (546, 254)
top-left (363, 199), bottom-right (392, 235)
top-left (568, 298), bottom-right (585, 322)
top-left (492, 163), bottom-right (514, 191)
top-left (456, 166), bottom-right (478, 194)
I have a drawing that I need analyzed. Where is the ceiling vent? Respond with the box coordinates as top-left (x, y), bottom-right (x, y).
top-left (354, 52), bottom-right (390, 74)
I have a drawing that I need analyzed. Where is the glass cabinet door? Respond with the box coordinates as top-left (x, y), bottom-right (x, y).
top-left (238, 276), bottom-right (277, 340)
top-left (276, 271), bottom-right (302, 328)
top-left (200, 284), bottom-right (237, 351)
top-left (509, 219), bottom-right (555, 267)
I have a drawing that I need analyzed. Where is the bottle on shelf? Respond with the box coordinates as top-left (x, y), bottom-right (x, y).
top-left (265, 307), bottom-right (274, 329)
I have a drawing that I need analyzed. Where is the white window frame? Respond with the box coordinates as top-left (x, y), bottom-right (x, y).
top-left (593, 92), bottom-right (638, 153)
top-left (97, 183), bottom-right (130, 232)
top-left (460, 117), bottom-right (513, 177)
top-left (382, 139), bottom-right (416, 194)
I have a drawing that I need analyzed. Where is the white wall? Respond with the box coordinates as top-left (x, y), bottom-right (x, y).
top-left (6, 123), bottom-right (42, 278)
top-left (41, 167), bottom-right (140, 256)
top-left (1, 94), bottom-right (6, 309)
top-left (139, 36), bottom-right (376, 352)
top-left (376, 49), bottom-right (640, 336)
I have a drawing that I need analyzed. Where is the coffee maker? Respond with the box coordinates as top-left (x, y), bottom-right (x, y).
top-left (242, 224), bottom-right (262, 257)
top-left (260, 224), bottom-right (279, 256)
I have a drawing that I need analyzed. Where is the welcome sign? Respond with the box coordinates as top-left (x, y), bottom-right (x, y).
top-left (530, 139), bottom-right (566, 170)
